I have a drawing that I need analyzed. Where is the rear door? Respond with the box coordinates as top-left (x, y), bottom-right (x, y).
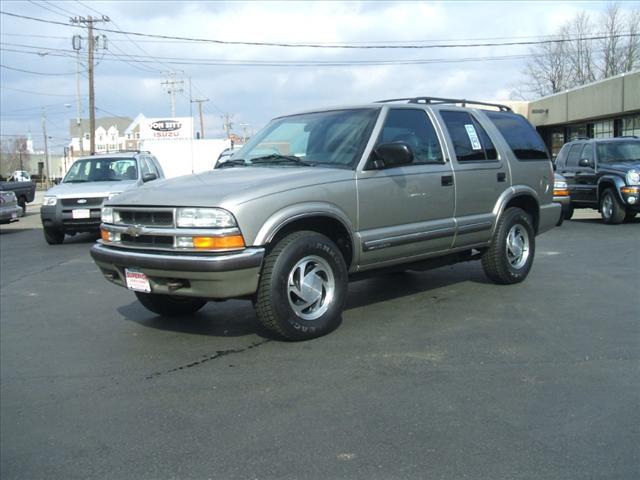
top-left (437, 109), bottom-right (506, 248)
top-left (573, 143), bottom-right (597, 204)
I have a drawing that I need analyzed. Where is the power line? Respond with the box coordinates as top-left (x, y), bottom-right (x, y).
top-left (0, 85), bottom-right (80, 97)
top-left (2, 10), bottom-right (639, 50)
top-left (0, 64), bottom-right (76, 75)
top-left (26, 0), bottom-right (68, 19)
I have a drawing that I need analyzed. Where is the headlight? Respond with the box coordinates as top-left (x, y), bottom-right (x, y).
top-left (43, 196), bottom-right (57, 206)
top-left (176, 208), bottom-right (236, 228)
top-left (626, 170), bottom-right (640, 186)
top-left (554, 180), bottom-right (568, 190)
top-left (107, 192), bottom-right (122, 200)
top-left (101, 206), bottom-right (114, 224)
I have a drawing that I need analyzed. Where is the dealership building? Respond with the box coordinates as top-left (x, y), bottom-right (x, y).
top-left (517, 71), bottom-right (640, 160)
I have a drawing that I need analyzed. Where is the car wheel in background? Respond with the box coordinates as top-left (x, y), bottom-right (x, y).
top-left (43, 227), bottom-right (65, 245)
top-left (17, 196), bottom-right (26, 216)
top-left (563, 204), bottom-right (574, 220)
top-left (600, 189), bottom-right (625, 224)
top-left (134, 292), bottom-right (207, 316)
top-left (482, 207), bottom-right (535, 285)
top-left (255, 231), bottom-right (348, 341)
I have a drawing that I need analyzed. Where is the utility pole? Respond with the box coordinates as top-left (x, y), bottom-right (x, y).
top-left (72, 35), bottom-right (82, 127)
top-left (240, 123), bottom-right (251, 143)
top-left (41, 108), bottom-right (50, 187)
top-left (161, 72), bottom-right (184, 117)
top-left (191, 99), bottom-right (209, 139)
top-left (70, 15), bottom-right (110, 155)
top-left (221, 113), bottom-right (234, 139)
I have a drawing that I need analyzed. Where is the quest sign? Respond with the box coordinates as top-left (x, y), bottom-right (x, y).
top-left (139, 117), bottom-right (193, 140)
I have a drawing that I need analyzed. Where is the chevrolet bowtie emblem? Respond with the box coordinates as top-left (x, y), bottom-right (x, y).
top-left (125, 224), bottom-right (145, 237)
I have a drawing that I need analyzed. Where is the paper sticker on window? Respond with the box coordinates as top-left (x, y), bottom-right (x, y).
top-left (464, 124), bottom-right (482, 150)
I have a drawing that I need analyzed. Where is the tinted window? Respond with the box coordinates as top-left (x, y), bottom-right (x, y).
top-left (596, 140), bottom-right (640, 163)
top-left (485, 111), bottom-right (549, 160)
top-left (555, 144), bottom-right (570, 168)
top-left (566, 144), bottom-right (583, 167)
top-left (580, 144), bottom-right (594, 164)
top-left (440, 111), bottom-right (497, 162)
top-left (377, 109), bottom-right (443, 164)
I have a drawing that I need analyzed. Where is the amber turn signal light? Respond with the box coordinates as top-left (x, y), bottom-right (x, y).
top-left (553, 189), bottom-right (570, 196)
top-left (100, 228), bottom-right (110, 242)
top-left (193, 234), bottom-right (245, 250)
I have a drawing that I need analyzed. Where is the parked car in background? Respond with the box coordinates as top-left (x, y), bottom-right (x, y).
top-left (0, 190), bottom-right (22, 224)
top-left (10, 170), bottom-right (31, 182)
top-left (40, 151), bottom-right (165, 244)
top-left (0, 178), bottom-right (36, 215)
top-left (553, 173), bottom-right (570, 226)
top-left (555, 137), bottom-right (640, 224)
top-left (92, 97), bottom-right (560, 340)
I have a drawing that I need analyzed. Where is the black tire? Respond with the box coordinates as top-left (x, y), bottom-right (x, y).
top-left (134, 292), bottom-right (207, 316)
top-left (563, 204), bottom-right (574, 220)
top-left (556, 211), bottom-right (564, 227)
top-left (43, 227), bottom-right (65, 245)
top-left (481, 207), bottom-right (535, 285)
top-left (600, 188), bottom-right (625, 224)
top-left (18, 196), bottom-right (26, 216)
top-left (255, 231), bottom-right (348, 341)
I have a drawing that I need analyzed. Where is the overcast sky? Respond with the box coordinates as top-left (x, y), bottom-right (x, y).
top-left (0, 0), bottom-right (632, 152)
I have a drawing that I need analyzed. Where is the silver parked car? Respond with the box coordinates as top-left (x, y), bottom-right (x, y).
top-left (40, 151), bottom-right (164, 244)
top-left (92, 97), bottom-right (561, 340)
top-left (0, 190), bottom-right (22, 224)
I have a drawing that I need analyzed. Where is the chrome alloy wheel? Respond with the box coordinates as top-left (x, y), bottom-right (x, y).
top-left (287, 255), bottom-right (336, 321)
top-left (506, 224), bottom-right (530, 269)
top-left (602, 193), bottom-right (613, 220)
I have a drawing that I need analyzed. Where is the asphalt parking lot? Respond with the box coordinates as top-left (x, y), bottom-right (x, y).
top-left (1, 207), bottom-right (638, 480)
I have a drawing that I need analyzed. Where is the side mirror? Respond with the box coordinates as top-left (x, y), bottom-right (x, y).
top-left (369, 142), bottom-right (414, 169)
top-left (142, 173), bottom-right (157, 182)
top-left (578, 158), bottom-right (593, 168)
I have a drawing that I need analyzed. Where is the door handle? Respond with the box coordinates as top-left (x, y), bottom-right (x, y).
top-left (441, 175), bottom-right (453, 186)
top-left (497, 172), bottom-right (506, 182)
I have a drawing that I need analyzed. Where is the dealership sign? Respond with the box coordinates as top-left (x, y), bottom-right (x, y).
top-left (140, 117), bottom-right (193, 140)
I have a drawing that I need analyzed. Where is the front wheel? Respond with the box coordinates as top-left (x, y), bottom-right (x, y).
top-left (134, 292), bottom-right (207, 316)
top-left (255, 231), bottom-right (348, 341)
top-left (482, 207), bottom-right (535, 285)
top-left (600, 189), bottom-right (625, 224)
top-left (17, 196), bottom-right (27, 216)
top-left (563, 204), bottom-right (574, 220)
top-left (43, 227), bottom-right (65, 245)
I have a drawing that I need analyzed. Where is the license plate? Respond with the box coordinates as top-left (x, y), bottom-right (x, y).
top-left (125, 269), bottom-right (151, 293)
top-left (72, 209), bottom-right (91, 219)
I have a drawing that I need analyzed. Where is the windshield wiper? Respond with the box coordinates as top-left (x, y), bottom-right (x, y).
top-left (216, 159), bottom-right (248, 168)
top-left (250, 154), bottom-right (313, 166)
top-left (64, 179), bottom-right (88, 183)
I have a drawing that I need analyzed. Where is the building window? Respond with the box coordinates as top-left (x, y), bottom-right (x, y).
top-left (567, 124), bottom-right (587, 140)
top-left (622, 115), bottom-right (640, 137)
top-left (594, 120), bottom-right (613, 139)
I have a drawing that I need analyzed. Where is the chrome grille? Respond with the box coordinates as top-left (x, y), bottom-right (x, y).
top-left (61, 197), bottom-right (105, 207)
top-left (117, 209), bottom-right (174, 227)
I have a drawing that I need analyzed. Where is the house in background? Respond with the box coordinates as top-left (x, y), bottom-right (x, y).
top-left (68, 116), bottom-right (132, 157)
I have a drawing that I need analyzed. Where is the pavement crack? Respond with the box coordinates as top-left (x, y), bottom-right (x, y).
top-left (145, 339), bottom-right (271, 379)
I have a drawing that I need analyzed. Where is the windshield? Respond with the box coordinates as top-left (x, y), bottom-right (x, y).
top-left (596, 141), bottom-right (640, 164)
top-left (218, 108), bottom-right (380, 169)
top-left (63, 157), bottom-right (138, 183)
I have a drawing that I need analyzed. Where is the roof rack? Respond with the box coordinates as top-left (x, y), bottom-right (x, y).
top-left (375, 96), bottom-right (512, 112)
top-left (569, 136), bottom-right (590, 141)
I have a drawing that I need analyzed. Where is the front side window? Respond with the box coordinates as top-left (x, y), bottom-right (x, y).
top-left (376, 109), bottom-right (443, 164)
top-left (63, 157), bottom-right (137, 182)
top-left (485, 111), bottom-right (549, 160)
top-left (220, 109), bottom-right (379, 169)
top-left (440, 110), bottom-right (497, 162)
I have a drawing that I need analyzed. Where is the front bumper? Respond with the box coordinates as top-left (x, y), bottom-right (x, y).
top-left (553, 195), bottom-right (571, 214)
top-left (538, 202), bottom-right (562, 234)
top-left (90, 243), bottom-right (264, 299)
top-left (620, 186), bottom-right (640, 211)
top-left (41, 203), bottom-right (103, 233)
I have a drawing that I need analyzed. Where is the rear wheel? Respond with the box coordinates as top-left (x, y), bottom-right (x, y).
top-left (43, 227), bottom-right (65, 245)
top-left (255, 231), bottom-right (348, 341)
top-left (134, 292), bottom-right (207, 316)
top-left (482, 207), bottom-right (535, 285)
top-left (600, 189), bottom-right (625, 224)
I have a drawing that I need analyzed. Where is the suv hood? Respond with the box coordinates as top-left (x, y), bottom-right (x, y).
top-left (108, 167), bottom-right (354, 207)
top-left (45, 180), bottom-right (138, 198)
top-left (598, 161), bottom-right (640, 174)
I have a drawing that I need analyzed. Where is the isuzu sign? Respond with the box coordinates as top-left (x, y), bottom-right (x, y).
top-left (151, 120), bottom-right (182, 132)
top-left (140, 117), bottom-right (194, 140)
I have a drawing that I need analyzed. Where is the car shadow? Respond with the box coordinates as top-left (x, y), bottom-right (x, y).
top-left (117, 261), bottom-right (491, 340)
top-left (569, 216), bottom-right (639, 225)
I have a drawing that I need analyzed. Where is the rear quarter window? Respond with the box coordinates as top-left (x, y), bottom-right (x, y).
top-left (485, 111), bottom-right (549, 161)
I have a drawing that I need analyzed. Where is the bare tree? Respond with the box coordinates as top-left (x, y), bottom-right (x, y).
top-left (522, 2), bottom-right (639, 99)
top-left (0, 137), bottom-right (29, 178)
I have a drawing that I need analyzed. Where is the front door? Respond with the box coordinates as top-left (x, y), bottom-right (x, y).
top-left (356, 108), bottom-right (455, 268)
